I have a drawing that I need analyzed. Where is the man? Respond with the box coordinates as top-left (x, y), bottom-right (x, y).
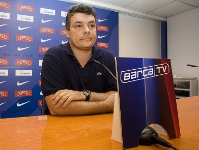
top-left (41, 4), bottom-right (117, 115)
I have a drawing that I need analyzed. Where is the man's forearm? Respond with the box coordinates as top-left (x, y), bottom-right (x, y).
top-left (50, 100), bottom-right (112, 115)
top-left (45, 92), bottom-right (116, 115)
top-left (89, 91), bottom-right (115, 101)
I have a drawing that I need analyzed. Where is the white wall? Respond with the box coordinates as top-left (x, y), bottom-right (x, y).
top-left (119, 14), bottom-right (161, 58)
top-left (167, 7), bottom-right (199, 95)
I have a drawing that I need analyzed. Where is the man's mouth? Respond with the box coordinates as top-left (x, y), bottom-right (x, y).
top-left (81, 37), bottom-right (91, 40)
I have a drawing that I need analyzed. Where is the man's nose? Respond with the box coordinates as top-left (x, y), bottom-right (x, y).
top-left (84, 26), bottom-right (90, 33)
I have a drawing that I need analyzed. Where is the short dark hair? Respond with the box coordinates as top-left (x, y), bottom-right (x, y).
top-left (65, 4), bottom-right (96, 30)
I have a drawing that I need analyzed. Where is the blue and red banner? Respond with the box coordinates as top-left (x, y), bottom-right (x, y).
top-left (115, 57), bottom-right (180, 149)
top-left (0, 0), bottom-right (118, 118)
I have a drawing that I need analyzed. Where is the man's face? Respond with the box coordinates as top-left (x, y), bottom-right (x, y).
top-left (66, 13), bottom-right (96, 51)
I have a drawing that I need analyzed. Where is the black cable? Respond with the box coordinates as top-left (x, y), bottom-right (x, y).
top-left (151, 135), bottom-right (178, 150)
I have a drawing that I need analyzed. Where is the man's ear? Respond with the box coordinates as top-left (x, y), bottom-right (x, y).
top-left (65, 29), bottom-right (70, 38)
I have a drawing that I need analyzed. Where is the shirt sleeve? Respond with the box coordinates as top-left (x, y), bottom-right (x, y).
top-left (41, 47), bottom-right (66, 97)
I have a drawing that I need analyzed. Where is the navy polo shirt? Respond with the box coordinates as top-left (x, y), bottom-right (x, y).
top-left (41, 43), bottom-right (117, 114)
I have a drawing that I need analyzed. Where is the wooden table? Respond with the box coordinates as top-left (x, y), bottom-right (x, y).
top-left (0, 96), bottom-right (199, 150)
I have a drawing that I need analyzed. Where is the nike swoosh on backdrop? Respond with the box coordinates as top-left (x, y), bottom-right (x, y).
top-left (17, 46), bottom-right (31, 51)
top-left (62, 40), bottom-right (68, 44)
top-left (17, 81), bottom-right (30, 86)
top-left (98, 35), bottom-right (107, 39)
top-left (41, 38), bottom-right (52, 42)
top-left (17, 101), bottom-right (30, 107)
top-left (41, 19), bottom-right (53, 23)
top-left (0, 45), bottom-right (7, 48)
top-left (62, 21), bottom-right (66, 26)
top-left (0, 102), bottom-right (6, 106)
top-left (98, 19), bottom-right (107, 22)
top-left (18, 26), bottom-right (31, 30)
top-left (0, 81), bottom-right (6, 84)
top-left (0, 24), bottom-right (7, 27)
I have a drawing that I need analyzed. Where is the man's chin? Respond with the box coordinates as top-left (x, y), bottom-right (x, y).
top-left (81, 46), bottom-right (92, 51)
top-left (80, 43), bottom-right (95, 49)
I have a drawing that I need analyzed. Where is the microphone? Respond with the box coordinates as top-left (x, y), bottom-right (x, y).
top-left (93, 59), bottom-right (117, 80)
top-left (139, 126), bottom-right (178, 150)
top-left (187, 64), bottom-right (199, 67)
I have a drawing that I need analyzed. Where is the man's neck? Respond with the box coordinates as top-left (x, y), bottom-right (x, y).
top-left (71, 46), bottom-right (92, 68)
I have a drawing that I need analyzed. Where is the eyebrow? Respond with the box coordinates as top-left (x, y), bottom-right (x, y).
top-left (74, 20), bottom-right (96, 24)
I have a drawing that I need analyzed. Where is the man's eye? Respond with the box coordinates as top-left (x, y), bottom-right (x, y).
top-left (89, 24), bottom-right (96, 28)
top-left (75, 25), bottom-right (82, 28)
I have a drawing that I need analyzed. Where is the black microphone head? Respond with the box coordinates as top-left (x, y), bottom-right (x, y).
top-left (187, 64), bottom-right (194, 67)
top-left (187, 64), bottom-right (199, 67)
top-left (139, 126), bottom-right (179, 150)
top-left (139, 132), bottom-right (153, 146)
top-left (139, 126), bottom-right (158, 146)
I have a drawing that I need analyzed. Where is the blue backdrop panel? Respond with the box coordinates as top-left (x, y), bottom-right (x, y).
top-left (0, 0), bottom-right (118, 118)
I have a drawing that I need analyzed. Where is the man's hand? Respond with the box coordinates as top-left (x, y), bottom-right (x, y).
top-left (102, 92), bottom-right (115, 113)
top-left (52, 89), bottom-right (84, 108)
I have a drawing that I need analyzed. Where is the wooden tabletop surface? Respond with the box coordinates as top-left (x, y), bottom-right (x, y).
top-left (0, 96), bottom-right (199, 150)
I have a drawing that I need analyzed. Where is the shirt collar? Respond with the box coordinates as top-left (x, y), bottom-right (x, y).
top-left (63, 42), bottom-right (102, 61)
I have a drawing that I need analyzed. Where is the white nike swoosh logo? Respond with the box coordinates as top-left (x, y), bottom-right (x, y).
top-left (0, 81), bottom-right (6, 84)
top-left (0, 102), bottom-right (6, 106)
top-left (0, 24), bottom-right (7, 27)
top-left (98, 35), bottom-right (107, 39)
top-left (17, 81), bottom-right (30, 86)
top-left (41, 38), bottom-right (52, 42)
top-left (62, 40), bottom-right (68, 44)
top-left (17, 46), bottom-right (31, 51)
top-left (0, 45), bottom-right (7, 48)
top-left (98, 19), bottom-right (107, 22)
top-left (17, 101), bottom-right (30, 107)
top-left (18, 26), bottom-right (31, 30)
top-left (62, 21), bottom-right (66, 26)
top-left (41, 19), bottom-right (53, 23)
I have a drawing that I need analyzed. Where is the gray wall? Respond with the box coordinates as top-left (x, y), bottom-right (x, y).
top-left (167, 7), bottom-right (199, 95)
top-left (119, 14), bottom-right (161, 58)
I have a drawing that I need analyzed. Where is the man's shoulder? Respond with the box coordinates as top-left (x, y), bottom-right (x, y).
top-left (47, 44), bottom-right (65, 51)
top-left (46, 43), bottom-right (70, 55)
